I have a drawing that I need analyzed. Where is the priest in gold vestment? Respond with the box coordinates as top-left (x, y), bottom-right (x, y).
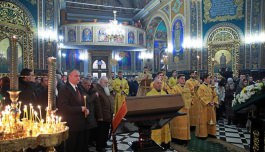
top-left (168, 74), bottom-right (192, 144)
top-left (136, 67), bottom-right (152, 96)
top-left (113, 71), bottom-right (129, 113)
top-left (168, 70), bottom-right (177, 88)
top-left (150, 72), bottom-right (169, 93)
top-left (146, 79), bottom-right (171, 149)
top-left (196, 74), bottom-right (218, 138)
top-left (185, 72), bottom-right (200, 127)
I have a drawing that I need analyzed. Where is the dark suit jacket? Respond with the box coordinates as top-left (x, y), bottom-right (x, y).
top-left (58, 82), bottom-right (86, 132)
top-left (79, 84), bottom-right (99, 129)
top-left (94, 84), bottom-right (114, 122)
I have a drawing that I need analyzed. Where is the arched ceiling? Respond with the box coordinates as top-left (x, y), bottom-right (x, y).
top-left (62, 0), bottom-right (152, 23)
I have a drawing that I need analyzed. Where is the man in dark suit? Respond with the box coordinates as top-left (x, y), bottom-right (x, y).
top-left (19, 68), bottom-right (36, 106)
top-left (94, 76), bottom-right (114, 152)
top-left (58, 69), bottom-right (89, 152)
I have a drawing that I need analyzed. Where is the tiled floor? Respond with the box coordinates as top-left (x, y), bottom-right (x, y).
top-left (88, 118), bottom-right (250, 151)
top-left (216, 119), bottom-right (250, 150)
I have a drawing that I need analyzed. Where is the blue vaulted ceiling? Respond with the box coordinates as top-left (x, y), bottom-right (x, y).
top-left (62, 0), bottom-right (152, 23)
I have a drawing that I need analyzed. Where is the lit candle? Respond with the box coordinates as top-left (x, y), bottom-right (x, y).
top-left (29, 104), bottom-right (33, 121)
top-left (56, 116), bottom-right (59, 124)
top-left (38, 105), bottom-right (42, 121)
top-left (34, 111), bottom-right (40, 122)
top-left (24, 105), bottom-right (28, 119)
top-left (23, 105), bottom-right (27, 119)
top-left (18, 101), bottom-right (22, 112)
top-left (84, 96), bottom-right (87, 107)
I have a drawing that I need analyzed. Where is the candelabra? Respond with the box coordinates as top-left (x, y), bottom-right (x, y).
top-left (8, 35), bottom-right (21, 125)
top-left (47, 57), bottom-right (56, 116)
top-left (0, 58), bottom-right (68, 152)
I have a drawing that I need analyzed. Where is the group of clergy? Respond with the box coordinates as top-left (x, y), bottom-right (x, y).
top-left (109, 68), bottom-right (218, 148)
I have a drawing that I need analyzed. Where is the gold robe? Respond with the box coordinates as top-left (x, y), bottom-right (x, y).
top-left (150, 80), bottom-right (170, 93)
top-left (168, 77), bottom-right (177, 88)
top-left (136, 72), bottom-right (152, 96)
top-left (146, 89), bottom-right (171, 145)
top-left (195, 83), bottom-right (218, 138)
top-left (185, 78), bottom-right (200, 127)
top-left (168, 84), bottom-right (192, 140)
top-left (113, 78), bottom-right (129, 113)
top-left (108, 78), bottom-right (115, 93)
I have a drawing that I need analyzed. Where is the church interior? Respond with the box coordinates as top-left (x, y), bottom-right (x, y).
top-left (0, 0), bottom-right (265, 152)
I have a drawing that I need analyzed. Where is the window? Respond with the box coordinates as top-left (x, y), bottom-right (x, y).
top-left (92, 60), bottom-right (99, 69)
top-left (92, 59), bottom-right (107, 69)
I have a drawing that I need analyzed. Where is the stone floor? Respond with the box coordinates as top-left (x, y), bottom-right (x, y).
top-left (88, 118), bottom-right (250, 152)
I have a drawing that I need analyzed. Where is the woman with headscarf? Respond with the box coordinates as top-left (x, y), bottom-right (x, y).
top-left (225, 78), bottom-right (236, 125)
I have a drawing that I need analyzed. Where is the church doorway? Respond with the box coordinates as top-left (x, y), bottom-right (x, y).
top-left (90, 51), bottom-right (111, 78)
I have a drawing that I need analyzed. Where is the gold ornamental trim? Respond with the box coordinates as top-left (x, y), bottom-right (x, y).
top-left (0, 127), bottom-right (69, 152)
top-left (207, 26), bottom-right (241, 77)
top-left (0, 1), bottom-right (32, 27)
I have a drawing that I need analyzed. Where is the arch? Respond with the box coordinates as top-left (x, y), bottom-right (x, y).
top-left (205, 23), bottom-right (243, 76)
top-left (204, 23), bottom-right (243, 44)
top-left (2, 0), bottom-right (37, 28)
top-left (172, 14), bottom-right (186, 27)
top-left (0, 0), bottom-right (36, 28)
top-left (0, 1), bottom-right (34, 76)
top-left (172, 15), bottom-right (185, 61)
top-left (146, 12), bottom-right (170, 72)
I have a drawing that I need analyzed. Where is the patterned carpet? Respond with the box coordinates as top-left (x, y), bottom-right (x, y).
top-left (88, 119), bottom-right (250, 152)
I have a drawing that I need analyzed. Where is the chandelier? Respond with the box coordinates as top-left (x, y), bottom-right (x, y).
top-left (106, 10), bottom-right (125, 41)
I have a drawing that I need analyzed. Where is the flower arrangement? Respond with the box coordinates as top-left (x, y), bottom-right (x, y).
top-left (232, 82), bottom-right (265, 107)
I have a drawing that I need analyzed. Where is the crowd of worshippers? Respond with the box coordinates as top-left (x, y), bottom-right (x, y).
top-left (1, 68), bottom-right (265, 152)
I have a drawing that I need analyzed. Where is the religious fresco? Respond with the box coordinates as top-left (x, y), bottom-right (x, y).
top-left (66, 49), bottom-right (80, 70)
top-left (97, 28), bottom-right (109, 42)
top-left (128, 31), bottom-right (135, 44)
top-left (203, 0), bottom-right (244, 23)
top-left (146, 17), bottom-right (168, 72)
top-left (172, 19), bottom-right (184, 60)
top-left (213, 50), bottom-right (232, 73)
top-left (155, 21), bottom-right (167, 40)
top-left (118, 52), bottom-right (131, 71)
top-left (62, 24), bottom-right (146, 48)
top-left (112, 32), bottom-right (125, 44)
top-left (135, 51), bottom-right (142, 71)
top-left (171, 0), bottom-right (184, 21)
top-left (81, 27), bottom-right (93, 42)
top-left (146, 17), bottom-right (162, 49)
top-left (68, 29), bottom-right (76, 42)
top-left (154, 41), bottom-right (167, 72)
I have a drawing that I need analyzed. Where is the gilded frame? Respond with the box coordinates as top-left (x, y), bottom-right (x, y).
top-left (207, 26), bottom-right (241, 77)
top-left (0, 1), bottom-right (34, 77)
